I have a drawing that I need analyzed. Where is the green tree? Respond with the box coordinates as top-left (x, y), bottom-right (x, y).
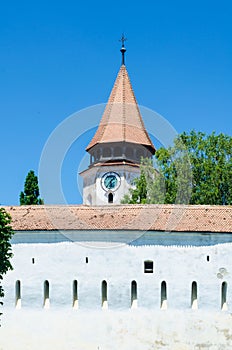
top-left (154, 134), bottom-right (192, 204)
top-left (121, 170), bottom-right (147, 204)
top-left (0, 208), bottom-right (14, 320)
top-left (179, 131), bottom-right (232, 204)
top-left (20, 170), bottom-right (44, 205)
top-left (122, 131), bottom-right (232, 205)
top-left (121, 158), bottom-right (166, 204)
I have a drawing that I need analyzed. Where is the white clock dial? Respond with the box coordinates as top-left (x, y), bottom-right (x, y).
top-left (101, 172), bottom-right (121, 192)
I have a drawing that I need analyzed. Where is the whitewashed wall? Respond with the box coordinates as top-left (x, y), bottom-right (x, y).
top-left (1, 233), bottom-right (232, 349)
top-left (82, 164), bottom-right (140, 205)
top-left (2, 241), bottom-right (232, 311)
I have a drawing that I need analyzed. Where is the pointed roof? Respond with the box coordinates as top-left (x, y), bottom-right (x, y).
top-left (86, 64), bottom-right (155, 153)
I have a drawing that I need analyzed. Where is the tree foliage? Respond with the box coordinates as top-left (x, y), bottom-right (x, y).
top-left (121, 158), bottom-right (166, 204)
top-left (0, 208), bottom-right (14, 318)
top-left (20, 170), bottom-right (44, 205)
top-left (121, 171), bottom-right (148, 204)
top-left (122, 131), bottom-right (232, 205)
top-left (180, 131), bottom-right (232, 204)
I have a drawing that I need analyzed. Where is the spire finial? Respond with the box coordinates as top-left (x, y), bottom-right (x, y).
top-left (119, 33), bottom-right (127, 65)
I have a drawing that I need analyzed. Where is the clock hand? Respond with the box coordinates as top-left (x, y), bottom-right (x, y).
top-left (109, 178), bottom-right (114, 187)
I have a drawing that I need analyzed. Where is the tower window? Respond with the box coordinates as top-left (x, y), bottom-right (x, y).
top-left (207, 255), bottom-right (210, 262)
top-left (96, 149), bottom-right (101, 160)
top-left (136, 149), bottom-right (144, 161)
top-left (108, 193), bottom-right (113, 203)
top-left (103, 148), bottom-right (111, 158)
top-left (144, 260), bottom-right (154, 273)
top-left (114, 146), bottom-right (122, 157)
top-left (125, 147), bottom-right (133, 158)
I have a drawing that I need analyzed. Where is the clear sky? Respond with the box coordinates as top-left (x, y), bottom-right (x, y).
top-left (1, 0), bottom-right (232, 205)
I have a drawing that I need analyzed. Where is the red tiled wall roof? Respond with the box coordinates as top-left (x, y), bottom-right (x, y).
top-left (3, 204), bottom-right (232, 232)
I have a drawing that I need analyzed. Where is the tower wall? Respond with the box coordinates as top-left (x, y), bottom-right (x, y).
top-left (81, 164), bottom-right (140, 205)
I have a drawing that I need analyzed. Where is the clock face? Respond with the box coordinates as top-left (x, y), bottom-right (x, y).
top-left (101, 172), bottom-right (121, 191)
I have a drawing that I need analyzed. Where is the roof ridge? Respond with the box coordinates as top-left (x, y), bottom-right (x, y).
top-left (122, 66), bottom-right (126, 140)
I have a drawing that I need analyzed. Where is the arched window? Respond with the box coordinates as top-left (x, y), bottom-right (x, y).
top-left (136, 149), bottom-right (143, 161)
top-left (103, 148), bottom-right (111, 158)
top-left (161, 281), bottom-right (167, 309)
top-left (191, 281), bottom-right (198, 309)
top-left (73, 280), bottom-right (78, 309)
top-left (108, 193), bottom-right (113, 203)
top-left (125, 147), bottom-right (133, 159)
top-left (87, 194), bottom-right (92, 206)
top-left (131, 280), bottom-right (137, 308)
top-left (15, 280), bottom-right (21, 309)
top-left (101, 280), bottom-right (108, 309)
top-left (114, 147), bottom-right (122, 157)
top-left (221, 281), bottom-right (228, 311)
top-left (43, 280), bottom-right (50, 308)
top-left (96, 149), bottom-right (101, 160)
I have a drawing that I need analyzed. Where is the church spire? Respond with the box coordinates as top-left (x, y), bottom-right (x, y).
top-left (119, 34), bottom-right (127, 65)
top-left (86, 43), bottom-right (155, 154)
top-left (81, 41), bottom-right (155, 205)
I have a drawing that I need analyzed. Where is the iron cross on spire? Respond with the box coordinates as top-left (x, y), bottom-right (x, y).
top-left (119, 34), bottom-right (127, 65)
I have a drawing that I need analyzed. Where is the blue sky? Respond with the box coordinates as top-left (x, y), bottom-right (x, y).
top-left (1, 0), bottom-right (232, 205)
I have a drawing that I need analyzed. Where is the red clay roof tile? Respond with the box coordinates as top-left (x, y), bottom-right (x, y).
top-left (4, 204), bottom-right (232, 233)
top-left (86, 65), bottom-right (155, 152)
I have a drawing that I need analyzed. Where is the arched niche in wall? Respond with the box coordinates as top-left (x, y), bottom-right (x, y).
top-left (43, 280), bottom-right (50, 309)
top-left (131, 280), bottom-right (138, 309)
top-left (191, 281), bottom-right (198, 309)
top-left (221, 281), bottom-right (228, 311)
top-left (15, 280), bottom-right (21, 309)
top-left (72, 280), bottom-right (78, 309)
top-left (101, 280), bottom-right (108, 309)
top-left (160, 281), bottom-right (167, 310)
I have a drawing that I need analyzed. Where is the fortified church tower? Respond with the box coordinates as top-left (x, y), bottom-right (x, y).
top-left (81, 38), bottom-right (155, 205)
